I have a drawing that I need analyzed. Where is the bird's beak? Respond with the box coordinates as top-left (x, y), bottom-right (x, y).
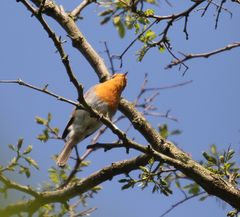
top-left (124, 72), bottom-right (128, 76)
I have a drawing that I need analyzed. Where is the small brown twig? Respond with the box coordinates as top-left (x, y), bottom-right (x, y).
top-left (166, 42), bottom-right (240, 69)
top-left (70, 0), bottom-right (96, 20)
top-left (0, 79), bottom-right (78, 106)
top-left (104, 41), bottom-right (116, 74)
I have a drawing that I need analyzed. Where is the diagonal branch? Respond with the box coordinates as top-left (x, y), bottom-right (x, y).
top-left (160, 191), bottom-right (206, 217)
top-left (70, 0), bottom-right (95, 20)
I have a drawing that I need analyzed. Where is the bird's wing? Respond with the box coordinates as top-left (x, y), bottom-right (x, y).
top-left (62, 110), bottom-right (75, 139)
top-left (61, 87), bottom-right (96, 139)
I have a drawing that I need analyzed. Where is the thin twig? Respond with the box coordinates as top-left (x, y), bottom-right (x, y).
top-left (145, 80), bottom-right (193, 91)
top-left (70, 0), bottom-right (95, 20)
top-left (115, 20), bottom-right (158, 67)
top-left (160, 192), bottom-right (206, 217)
top-left (18, 0), bottom-right (84, 102)
top-left (166, 42), bottom-right (240, 69)
top-left (104, 41), bottom-right (116, 74)
top-left (0, 79), bottom-right (78, 107)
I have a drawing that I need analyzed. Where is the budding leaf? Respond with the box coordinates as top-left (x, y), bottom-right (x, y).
top-left (17, 138), bottom-right (24, 151)
top-left (23, 145), bottom-right (33, 155)
top-left (35, 117), bottom-right (46, 125)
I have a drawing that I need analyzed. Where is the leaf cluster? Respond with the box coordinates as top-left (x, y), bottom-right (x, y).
top-left (202, 145), bottom-right (240, 184)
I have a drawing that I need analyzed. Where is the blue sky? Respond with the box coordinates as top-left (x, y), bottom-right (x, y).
top-left (1, 1), bottom-right (240, 217)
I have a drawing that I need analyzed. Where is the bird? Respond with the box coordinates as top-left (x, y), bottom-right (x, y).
top-left (56, 73), bottom-right (127, 167)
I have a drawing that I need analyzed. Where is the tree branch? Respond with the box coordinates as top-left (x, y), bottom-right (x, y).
top-left (0, 155), bottom-right (150, 216)
top-left (160, 192), bottom-right (206, 217)
top-left (0, 174), bottom-right (39, 198)
top-left (70, 0), bottom-right (95, 20)
top-left (166, 42), bottom-right (240, 69)
top-left (0, 79), bottom-right (78, 106)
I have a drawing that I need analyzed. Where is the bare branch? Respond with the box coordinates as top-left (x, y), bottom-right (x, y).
top-left (144, 80), bottom-right (193, 91)
top-left (0, 79), bottom-right (78, 106)
top-left (166, 42), bottom-right (240, 69)
top-left (70, 0), bottom-right (95, 20)
top-left (103, 41), bottom-right (116, 74)
top-left (160, 192), bottom-right (206, 217)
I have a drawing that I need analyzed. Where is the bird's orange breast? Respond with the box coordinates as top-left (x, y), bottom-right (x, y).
top-left (93, 82), bottom-right (121, 112)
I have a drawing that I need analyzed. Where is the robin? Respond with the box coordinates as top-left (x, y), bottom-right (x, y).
top-left (56, 73), bottom-right (127, 167)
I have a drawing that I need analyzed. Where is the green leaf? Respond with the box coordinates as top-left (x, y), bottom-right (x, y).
top-left (139, 166), bottom-right (149, 173)
top-left (99, 9), bottom-right (114, 16)
top-left (49, 171), bottom-right (59, 184)
top-left (159, 124), bottom-right (168, 139)
top-left (145, 0), bottom-right (156, 4)
top-left (117, 21), bottom-right (125, 38)
top-left (210, 144), bottom-right (217, 155)
top-left (144, 9), bottom-right (155, 16)
top-left (148, 157), bottom-right (155, 165)
top-left (202, 152), bottom-right (217, 164)
top-left (219, 155), bottom-right (224, 163)
top-left (19, 166), bottom-right (31, 178)
top-left (125, 15), bottom-right (134, 29)
top-left (145, 30), bottom-right (156, 41)
top-left (199, 194), bottom-right (208, 201)
top-left (118, 179), bottom-right (128, 183)
top-left (37, 134), bottom-right (47, 142)
top-left (136, 45), bottom-right (148, 62)
top-left (92, 186), bottom-right (102, 192)
top-left (134, 23), bottom-right (140, 34)
top-left (121, 182), bottom-right (133, 190)
top-left (138, 17), bottom-right (150, 25)
top-left (47, 113), bottom-right (52, 122)
top-left (113, 16), bottom-right (121, 25)
top-left (100, 16), bottom-right (111, 25)
top-left (161, 187), bottom-right (172, 196)
top-left (53, 128), bottom-right (59, 134)
top-left (8, 157), bottom-right (17, 169)
top-left (185, 183), bottom-right (200, 195)
top-left (170, 129), bottom-right (181, 136)
top-left (17, 138), bottom-right (24, 150)
top-left (23, 145), bottom-right (33, 155)
top-left (226, 149), bottom-right (235, 161)
top-left (35, 117), bottom-right (47, 125)
top-left (160, 179), bottom-right (168, 186)
top-left (8, 144), bottom-right (16, 151)
top-left (24, 157), bottom-right (39, 170)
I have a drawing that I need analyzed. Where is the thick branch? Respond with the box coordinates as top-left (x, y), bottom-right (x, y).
top-left (0, 155), bottom-right (150, 216)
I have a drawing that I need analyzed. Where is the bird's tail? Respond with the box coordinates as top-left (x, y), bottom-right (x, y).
top-left (56, 140), bottom-right (75, 167)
